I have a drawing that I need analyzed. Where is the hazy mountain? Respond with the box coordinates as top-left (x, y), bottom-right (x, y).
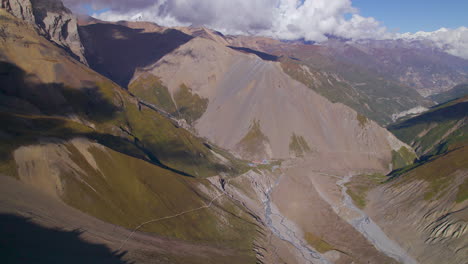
top-left (430, 83), bottom-right (468, 104)
top-left (224, 34), bottom-right (468, 125)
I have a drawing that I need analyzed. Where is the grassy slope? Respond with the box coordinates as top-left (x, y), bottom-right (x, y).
top-left (0, 10), bottom-right (258, 261)
top-left (236, 119), bottom-right (269, 159)
top-left (388, 96), bottom-right (468, 202)
top-left (173, 84), bottom-right (209, 125)
top-left (0, 10), bottom-right (243, 178)
top-left (346, 173), bottom-right (387, 209)
top-left (280, 57), bottom-right (429, 125)
top-left (62, 142), bottom-right (257, 251)
top-left (289, 133), bottom-right (312, 157)
top-left (430, 83), bottom-right (468, 104)
top-left (346, 98), bottom-right (467, 208)
top-left (129, 74), bottom-right (209, 125)
top-left (128, 72), bottom-right (177, 113)
top-left (388, 96), bottom-right (467, 157)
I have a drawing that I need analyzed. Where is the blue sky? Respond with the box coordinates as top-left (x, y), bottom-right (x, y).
top-left (83, 4), bottom-right (109, 16)
top-left (82, 0), bottom-right (467, 33)
top-left (354, 0), bottom-right (468, 32)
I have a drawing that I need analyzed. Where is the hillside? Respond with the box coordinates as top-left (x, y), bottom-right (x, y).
top-left (130, 37), bottom-right (409, 168)
top-left (430, 83), bottom-right (468, 104)
top-left (2, 1), bottom-right (466, 263)
top-left (388, 96), bottom-right (467, 157)
top-left (225, 35), bottom-right (468, 124)
top-left (365, 97), bottom-right (467, 264)
top-left (0, 7), bottom-right (263, 263)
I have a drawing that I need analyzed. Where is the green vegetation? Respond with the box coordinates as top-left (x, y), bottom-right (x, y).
top-left (392, 146), bottom-right (468, 201)
top-left (305, 232), bottom-right (335, 253)
top-left (456, 178), bottom-right (468, 203)
top-left (129, 76), bottom-right (209, 125)
top-left (129, 73), bottom-right (177, 113)
top-left (289, 133), bottom-right (312, 157)
top-left (346, 173), bottom-right (387, 209)
top-left (0, 60), bottom-right (239, 179)
top-left (56, 142), bottom-right (257, 254)
top-left (280, 57), bottom-right (428, 126)
top-left (389, 96), bottom-right (467, 156)
top-left (430, 84), bottom-right (468, 104)
top-left (0, 112), bottom-right (94, 176)
top-left (388, 97), bottom-right (467, 202)
top-left (357, 113), bottom-right (369, 128)
top-left (0, 13), bottom-right (259, 262)
top-left (391, 146), bottom-right (416, 170)
top-left (237, 119), bottom-right (269, 158)
top-left (173, 84), bottom-right (209, 124)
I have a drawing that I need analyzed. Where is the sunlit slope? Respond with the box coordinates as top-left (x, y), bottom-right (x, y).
top-left (365, 97), bottom-right (468, 264)
top-left (0, 9), bottom-right (259, 262)
top-left (132, 37), bottom-right (409, 171)
top-left (0, 10), bottom-right (244, 178)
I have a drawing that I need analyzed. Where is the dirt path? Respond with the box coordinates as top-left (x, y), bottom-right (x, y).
top-left (0, 176), bottom-right (249, 263)
top-left (118, 192), bottom-right (227, 250)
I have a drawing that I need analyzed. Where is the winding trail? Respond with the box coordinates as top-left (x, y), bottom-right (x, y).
top-left (118, 192), bottom-right (226, 251)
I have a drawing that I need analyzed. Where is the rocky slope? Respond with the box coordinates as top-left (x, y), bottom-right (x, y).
top-left (359, 98), bottom-right (467, 264)
top-left (229, 36), bottom-right (468, 96)
top-left (131, 36), bottom-right (410, 167)
top-left (1, 0), bottom-right (87, 64)
top-left (224, 35), bottom-right (468, 124)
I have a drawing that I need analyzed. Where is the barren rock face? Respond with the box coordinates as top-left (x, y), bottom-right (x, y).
top-left (1, 0), bottom-right (87, 65)
top-left (1, 0), bottom-right (35, 24)
top-left (135, 37), bottom-right (406, 167)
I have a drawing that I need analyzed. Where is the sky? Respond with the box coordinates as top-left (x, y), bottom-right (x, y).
top-left (354, 0), bottom-right (468, 33)
top-left (62, 0), bottom-right (468, 59)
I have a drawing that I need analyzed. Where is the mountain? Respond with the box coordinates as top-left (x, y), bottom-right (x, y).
top-left (131, 37), bottom-right (408, 165)
top-left (225, 35), bottom-right (468, 125)
top-left (1, 1), bottom-right (467, 263)
top-left (2, 0), bottom-right (87, 64)
top-left (78, 21), bottom-right (193, 87)
top-left (102, 21), bottom-right (419, 263)
top-left (0, 5), bottom-right (264, 263)
top-left (389, 96), bottom-right (467, 157)
top-left (430, 83), bottom-right (468, 104)
top-left (363, 97), bottom-right (467, 264)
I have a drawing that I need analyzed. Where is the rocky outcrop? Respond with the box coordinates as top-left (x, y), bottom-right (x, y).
top-left (1, 0), bottom-right (35, 24)
top-left (1, 0), bottom-right (87, 65)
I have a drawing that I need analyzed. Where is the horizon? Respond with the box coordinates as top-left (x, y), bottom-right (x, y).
top-left (69, 0), bottom-right (468, 59)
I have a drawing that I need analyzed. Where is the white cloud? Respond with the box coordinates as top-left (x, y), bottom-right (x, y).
top-left (63, 0), bottom-right (468, 59)
top-left (398, 27), bottom-right (468, 59)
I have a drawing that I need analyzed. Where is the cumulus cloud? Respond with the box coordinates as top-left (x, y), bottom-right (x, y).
top-left (62, 0), bottom-right (468, 59)
top-left (64, 0), bottom-right (387, 40)
top-left (398, 27), bottom-right (468, 59)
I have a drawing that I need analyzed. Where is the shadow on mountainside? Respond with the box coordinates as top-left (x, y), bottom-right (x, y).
top-left (0, 213), bottom-right (131, 264)
top-left (388, 100), bottom-right (468, 130)
top-left (228, 46), bottom-right (279, 61)
top-left (79, 23), bottom-right (193, 88)
top-left (0, 61), bottom-right (196, 177)
top-left (0, 61), bottom-right (119, 122)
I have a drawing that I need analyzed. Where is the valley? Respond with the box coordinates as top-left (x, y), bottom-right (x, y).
top-left (0, 1), bottom-right (467, 263)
